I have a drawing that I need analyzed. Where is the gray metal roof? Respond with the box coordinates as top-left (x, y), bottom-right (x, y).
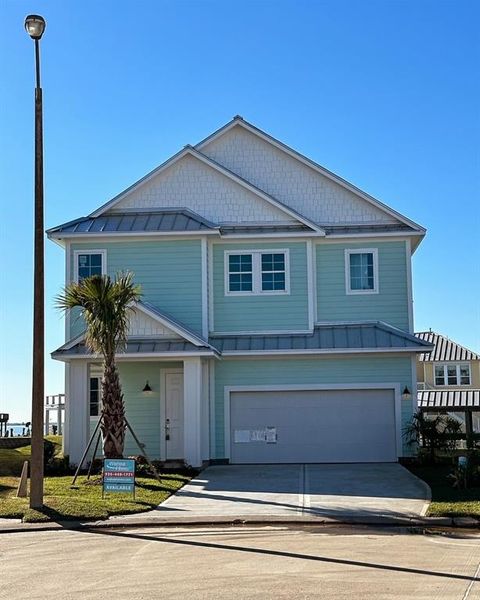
top-left (47, 209), bottom-right (217, 236)
top-left (322, 224), bottom-right (416, 235)
top-left (210, 322), bottom-right (433, 353)
top-left (418, 390), bottom-right (480, 410)
top-left (52, 338), bottom-right (213, 359)
top-left (415, 331), bottom-right (480, 362)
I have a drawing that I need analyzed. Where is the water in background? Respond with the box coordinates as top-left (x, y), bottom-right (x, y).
top-left (3, 424), bottom-right (30, 436)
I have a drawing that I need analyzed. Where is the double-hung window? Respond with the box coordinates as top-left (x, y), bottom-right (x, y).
top-left (74, 250), bottom-right (106, 282)
top-left (345, 248), bottom-right (379, 294)
top-left (89, 377), bottom-right (101, 417)
top-left (434, 364), bottom-right (471, 386)
top-left (225, 250), bottom-right (289, 295)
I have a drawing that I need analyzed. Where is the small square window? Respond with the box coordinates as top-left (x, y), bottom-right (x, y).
top-left (76, 252), bottom-right (104, 282)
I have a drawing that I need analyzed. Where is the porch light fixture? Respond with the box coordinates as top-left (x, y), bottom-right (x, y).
top-left (142, 380), bottom-right (153, 394)
top-left (402, 386), bottom-right (411, 400)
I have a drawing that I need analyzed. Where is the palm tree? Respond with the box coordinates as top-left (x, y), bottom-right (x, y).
top-left (57, 272), bottom-right (141, 458)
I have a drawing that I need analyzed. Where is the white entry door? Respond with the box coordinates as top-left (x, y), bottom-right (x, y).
top-left (165, 372), bottom-right (184, 460)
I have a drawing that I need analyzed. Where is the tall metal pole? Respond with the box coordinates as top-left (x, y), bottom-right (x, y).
top-left (30, 36), bottom-right (45, 508)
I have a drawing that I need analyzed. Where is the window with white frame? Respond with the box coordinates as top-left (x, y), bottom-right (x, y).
top-left (345, 248), bottom-right (378, 294)
top-left (434, 364), bottom-right (471, 386)
top-left (225, 250), bottom-right (289, 295)
top-left (75, 250), bottom-right (106, 282)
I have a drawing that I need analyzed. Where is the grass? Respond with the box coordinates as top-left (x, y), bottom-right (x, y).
top-left (0, 473), bottom-right (190, 522)
top-left (0, 437), bottom-right (190, 522)
top-left (409, 464), bottom-right (480, 518)
top-left (0, 435), bottom-right (63, 476)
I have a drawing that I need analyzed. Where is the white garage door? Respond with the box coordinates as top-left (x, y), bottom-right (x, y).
top-left (230, 389), bottom-right (397, 464)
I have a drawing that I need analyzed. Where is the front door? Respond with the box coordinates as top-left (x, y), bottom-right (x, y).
top-left (165, 371), bottom-right (184, 460)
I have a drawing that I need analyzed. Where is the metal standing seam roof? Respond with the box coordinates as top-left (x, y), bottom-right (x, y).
top-left (52, 338), bottom-right (211, 358)
top-left (321, 224), bottom-right (416, 235)
top-left (46, 209), bottom-right (218, 236)
top-left (418, 390), bottom-right (480, 410)
top-left (210, 322), bottom-right (433, 353)
top-left (415, 331), bottom-right (480, 362)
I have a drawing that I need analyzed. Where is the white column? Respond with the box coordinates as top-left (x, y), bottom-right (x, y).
top-left (66, 361), bottom-right (89, 466)
top-left (57, 403), bottom-right (63, 435)
top-left (183, 357), bottom-right (202, 468)
top-left (44, 407), bottom-right (49, 435)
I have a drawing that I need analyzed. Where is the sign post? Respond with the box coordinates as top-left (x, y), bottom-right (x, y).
top-left (103, 458), bottom-right (136, 499)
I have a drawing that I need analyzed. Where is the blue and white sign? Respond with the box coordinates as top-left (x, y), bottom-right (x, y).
top-left (103, 459), bottom-right (135, 497)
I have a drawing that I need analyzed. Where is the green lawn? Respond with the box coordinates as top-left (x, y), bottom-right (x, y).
top-left (0, 474), bottom-right (190, 523)
top-left (0, 437), bottom-right (190, 522)
top-left (409, 464), bottom-right (480, 518)
top-left (0, 435), bottom-right (63, 476)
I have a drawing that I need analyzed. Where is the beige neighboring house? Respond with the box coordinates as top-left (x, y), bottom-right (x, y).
top-left (415, 330), bottom-right (480, 444)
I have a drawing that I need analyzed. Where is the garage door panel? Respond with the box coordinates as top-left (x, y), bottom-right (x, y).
top-left (230, 389), bottom-right (397, 464)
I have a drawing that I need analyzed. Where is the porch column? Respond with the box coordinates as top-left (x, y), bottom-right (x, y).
top-left (66, 361), bottom-right (89, 466)
top-left (183, 357), bottom-right (202, 468)
top-left (57, 401), bottom-right (63, 435)
top-left (465, 410), bottom-right (474, 449)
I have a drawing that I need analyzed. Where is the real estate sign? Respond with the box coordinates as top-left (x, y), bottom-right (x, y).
top-left (103, 458), bottom-right (135, 498)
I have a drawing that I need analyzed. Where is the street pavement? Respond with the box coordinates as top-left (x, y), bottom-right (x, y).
top-left (1, 525), bottom-right (479, 599)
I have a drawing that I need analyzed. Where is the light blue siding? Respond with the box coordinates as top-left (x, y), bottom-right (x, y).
top-left (212, 242), bottom-right (309, 332)
top-left (89, 361), bottom-right (182, 459)
top-left (214, 355), bottom-right (415, 458)
top-left (70, 240), bottom-right (203, 338)
top-left (316, 241), bottom-right (409, 331)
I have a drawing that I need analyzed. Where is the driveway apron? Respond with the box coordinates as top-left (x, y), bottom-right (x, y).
top-left (153, 463), bottom-right (429, 519)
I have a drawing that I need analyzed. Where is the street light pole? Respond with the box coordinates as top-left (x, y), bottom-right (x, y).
top-left (25, 14), bottom-right (46, 509)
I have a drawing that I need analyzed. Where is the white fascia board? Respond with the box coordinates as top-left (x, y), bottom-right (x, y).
top-left (53, 351), bottom-right (218, 362)
top-left (196, 117), bottom-right (426, 233)
top-left (48, 230), bottom-right (220, 241)
top-left (221, 347), bottom-right (431, 357)
top-left (220, 232), bottom-right (324, 239)
top-left (325, 231), bottom-right (425, 240)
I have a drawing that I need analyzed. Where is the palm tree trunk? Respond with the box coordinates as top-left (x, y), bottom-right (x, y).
top-left (100, 355), bottom-right (125, 458)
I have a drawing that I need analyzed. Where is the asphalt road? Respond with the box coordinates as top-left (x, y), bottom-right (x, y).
top-left (1, 525), bottom-right (479, 599)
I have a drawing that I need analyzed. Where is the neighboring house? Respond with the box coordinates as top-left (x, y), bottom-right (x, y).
top-left (416, 331), bottom-right (480, 442)
top-left (48, 116), bottom-right (433, 467)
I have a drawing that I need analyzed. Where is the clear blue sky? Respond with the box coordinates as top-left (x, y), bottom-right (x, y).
top-left (1, 0), bottom-right (479, 421)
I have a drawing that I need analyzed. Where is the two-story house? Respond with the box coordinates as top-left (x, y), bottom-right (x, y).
top-left (48, 116), bottom-right (432, 467)
top-left (416, 331), bottom-right (480, 443)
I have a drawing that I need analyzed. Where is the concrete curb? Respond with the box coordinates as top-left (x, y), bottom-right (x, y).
top-left (0, 513), bottom-right (478, 534)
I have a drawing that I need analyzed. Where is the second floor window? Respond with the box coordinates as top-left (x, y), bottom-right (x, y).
top-left (345, 249), bottom-right (379, 295)
top-left (74, 250), bottom-right (106, 282)
top-left (226, 250), bottom-right (289, 295)
top-left (434, 364), bottom-right (471, 386)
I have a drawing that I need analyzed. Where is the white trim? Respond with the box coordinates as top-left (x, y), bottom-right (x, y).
top-left (411, 355), bottom-right (418, 417)
top-left (221, 347), bottom-right (428, 357)
top-left (311, 239), bottom-right (318, 323)
top-left (208, 238), bottom-right (215, 333)
top-left (306, 240), bottom-right (315, 330)
top-left (197, 117), bottom-right (425, 233)
top-left (54, 351), bottom-right (217, 362)
top-left (344, 248), bottom-right (379, 295)
top-left (224, 249), bottom-right (290, 296)
top-left (49, 230), bottom-right (220, 241)
top-left (73, 249), bottom-right (107, 283)
top-left (209, 360), bottom-right (216, 458)
top-left (212, 329), bottom-right (313, 336)
top-left (433, 362), bottom-right (472, 387)
top-left (201, 238), bottom-right (208, 339)
top-left (65, 241), bottom-right (71, 338)
top-left (221, 231), bottom-right (324, 239)
top-left (223, 382), bottom-right (403, 460)
top-left (405, 238), bottom-right (414, 333)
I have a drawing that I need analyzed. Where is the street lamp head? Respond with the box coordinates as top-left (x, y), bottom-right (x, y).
top-left (24, 14), bottom-right (46, 40)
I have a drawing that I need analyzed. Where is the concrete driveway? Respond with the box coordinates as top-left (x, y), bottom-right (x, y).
top-left (155, 464), bottom-right (430, 519)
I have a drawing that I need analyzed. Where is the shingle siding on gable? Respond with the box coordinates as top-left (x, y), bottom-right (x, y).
top-left (316, 241), bottom-right (409, 330)
top-left (201, 126), bottom-right (397, 225)
top-left (113, 154), bottom-right (296, 224)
